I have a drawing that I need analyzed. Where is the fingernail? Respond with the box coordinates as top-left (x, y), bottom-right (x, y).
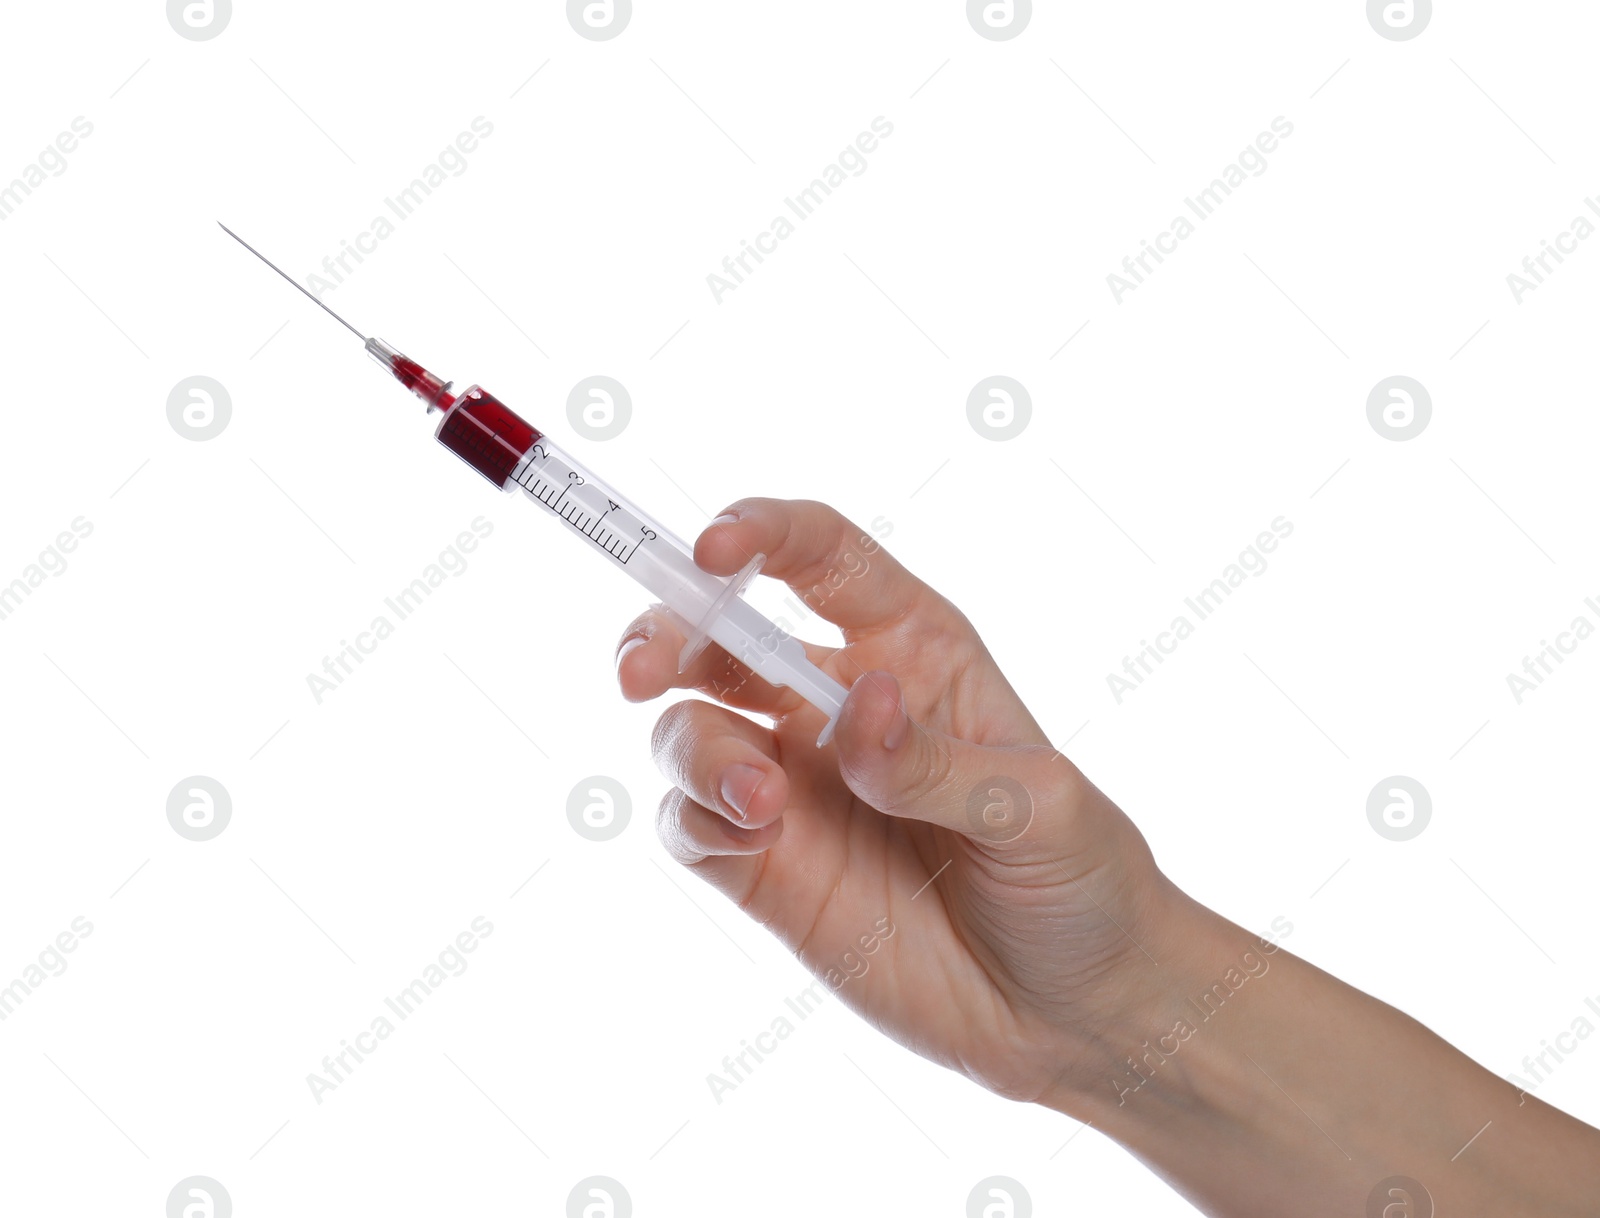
top-left (882, 694), bottom-right (908, 751)
top-left (709, 512), bottom-right (740, 528)
top-left (615, 633), bottom-right (649, 669)
top-left (720, 764), bottom-right (764, 821)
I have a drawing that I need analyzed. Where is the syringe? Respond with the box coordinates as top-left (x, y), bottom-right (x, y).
top-left (221, 223), bottom-right (851, 744)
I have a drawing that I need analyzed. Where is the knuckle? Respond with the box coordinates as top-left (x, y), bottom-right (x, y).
top-left (937, 595), bottom-right (984, 643)
top-left (721, 495), bottom-right (769, 518)
top-left (650, 700), bottom-right (726, 790)
top-left (654, 787), bottom-right (702, 864)
top-left (795, 497), bottom-right (836, 524)
top-left (655, 785), bottom-right (685, 827)
top-left (649, 699), bottom-right (698, 763)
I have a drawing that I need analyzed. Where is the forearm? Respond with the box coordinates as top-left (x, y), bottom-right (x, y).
top-left (1046, 885), bottom-right (1600, 1215)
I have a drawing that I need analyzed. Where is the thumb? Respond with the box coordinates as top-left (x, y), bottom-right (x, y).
top-left (833, 671), bottom-right (1058, 848)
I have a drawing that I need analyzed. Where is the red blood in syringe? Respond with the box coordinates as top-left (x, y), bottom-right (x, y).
top-left (385, 351), bottom-right (456, 412)
top-left (372, 340), bottom-right (543, 487)
top-left (436, 387), bottom-right (543, 487)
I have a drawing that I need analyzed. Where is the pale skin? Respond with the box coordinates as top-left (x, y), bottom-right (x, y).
top-left (615, 498), bottom-right (1600, 1216)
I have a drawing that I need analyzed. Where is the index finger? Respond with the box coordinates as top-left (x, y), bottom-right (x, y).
top-left (693, 498), bottom-right (967, 638)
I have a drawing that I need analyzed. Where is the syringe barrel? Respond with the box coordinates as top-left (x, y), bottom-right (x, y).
top-left (433, 385), bottom-right (850, 743)
top-left (434, 386), bottom-right (706, 605)
top-left (435, 385), bottom-right (543, 488)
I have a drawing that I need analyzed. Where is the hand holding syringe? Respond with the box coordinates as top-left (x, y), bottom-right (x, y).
top-left (222, 223), bottom-right (851, 744)
top-left (222, 226), bottom-right (1600, 1216)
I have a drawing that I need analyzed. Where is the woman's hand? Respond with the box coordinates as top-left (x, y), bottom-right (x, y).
top-left (615, 497), bottom-right (1172, 1104)
top-left (618, 497), bottom-right (1600, 1215)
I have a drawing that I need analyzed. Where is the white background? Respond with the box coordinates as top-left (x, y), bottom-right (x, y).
top-left (1, 1), bottom-right (1597, 1214)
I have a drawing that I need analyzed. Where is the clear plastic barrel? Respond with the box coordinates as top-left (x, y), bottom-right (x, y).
top-left (434, 386), bottom-right (850, 742)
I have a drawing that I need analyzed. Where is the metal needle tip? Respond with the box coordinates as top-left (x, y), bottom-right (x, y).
top-left (218, 221), bottom-right (367, 342)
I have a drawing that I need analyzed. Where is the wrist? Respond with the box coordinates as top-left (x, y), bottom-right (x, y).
top-left (1037, 888), bottom-right (1600, 1216)
top-left (1034, 880), bottom-right (1275, 1122)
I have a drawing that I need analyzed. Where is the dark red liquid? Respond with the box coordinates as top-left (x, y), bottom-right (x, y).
top-left (389, 353), bottom-right (456, 412)
top-left (436, 388), bottom-right (542, 487)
